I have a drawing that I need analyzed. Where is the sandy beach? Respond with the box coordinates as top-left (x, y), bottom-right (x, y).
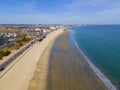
top-left (29, 31), bottom-right (108, 90)
top-left (0, 28), bottom-right (64, 90)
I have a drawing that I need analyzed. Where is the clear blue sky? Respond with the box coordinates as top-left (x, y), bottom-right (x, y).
top-left (0, 0), bottom-right (120, 24)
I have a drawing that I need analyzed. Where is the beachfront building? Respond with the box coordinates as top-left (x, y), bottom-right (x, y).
top-left (6, 33), bottom-right (17, 38)
top-left (0, 32), bottom-right (17, 38)
top-left (27, 30), bottom-right (40, 36)
top-left (49, 26), bottom-right (56, 31)
top-left (26, 27), bottom-right (42, 36)
top-left (46, 29), bottom-right (52, 33)
top-left (0, 36), bottom-right (8, 45)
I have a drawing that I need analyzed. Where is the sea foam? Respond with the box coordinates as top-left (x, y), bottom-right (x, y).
top-left (72, 36), bottom-right (117, 90)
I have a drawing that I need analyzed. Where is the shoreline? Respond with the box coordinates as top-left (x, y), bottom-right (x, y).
top-left (46, 31), bottom-right (107, 90)
top-left (73, 37), bottom-right (117, 90)
top-left (0, 28), bottom-right (65, 90)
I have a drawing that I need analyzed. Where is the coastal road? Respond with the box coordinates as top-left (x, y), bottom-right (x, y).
top-left (0, 40), bottom-right (35, 72)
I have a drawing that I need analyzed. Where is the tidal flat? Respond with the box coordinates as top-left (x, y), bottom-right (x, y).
top-left (46, 31), bottom-right (107, 90)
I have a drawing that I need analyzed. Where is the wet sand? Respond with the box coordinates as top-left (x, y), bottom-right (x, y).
top-left (46, 31), bottom-right (107, 90)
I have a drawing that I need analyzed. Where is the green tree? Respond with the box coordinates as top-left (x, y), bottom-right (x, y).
top-left (4, 50), bottom-right (11, 56)
top-left (0, 51), bottom-right (4, 60)
top-left (19, 42), bottom-right (23, 46)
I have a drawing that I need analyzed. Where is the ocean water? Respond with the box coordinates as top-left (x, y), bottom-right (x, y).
top-left (68, 25), bottom-right (120, 89)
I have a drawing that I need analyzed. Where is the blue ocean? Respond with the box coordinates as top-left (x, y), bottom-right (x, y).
top-left (69, 25), bottom-right (120, 89)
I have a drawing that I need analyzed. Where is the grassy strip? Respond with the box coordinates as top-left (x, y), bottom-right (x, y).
top-left (0, 50), bottom-right (11, 59)
top-left (0, 37), bottom-right (33, 60)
